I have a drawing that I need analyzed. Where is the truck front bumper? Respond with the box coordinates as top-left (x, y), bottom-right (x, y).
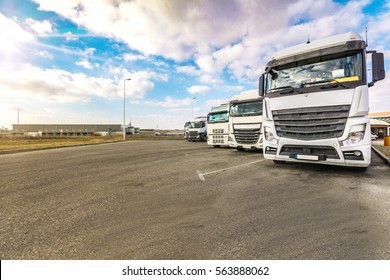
top-left (229, 136), bottom-right (263, 150)
top-left (264, 138), bottom-right (371, 167)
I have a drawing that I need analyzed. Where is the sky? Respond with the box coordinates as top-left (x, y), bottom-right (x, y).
top-left (0, 0), bottom-right (390, 130)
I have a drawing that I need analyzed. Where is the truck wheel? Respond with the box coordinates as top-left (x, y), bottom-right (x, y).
top-left (236, 147), bottom-right (245, 152)
top-left (213, 145), bottom-right (220, 148)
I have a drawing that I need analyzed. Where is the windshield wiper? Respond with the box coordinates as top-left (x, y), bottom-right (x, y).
top-left (303, 79), bottom-right (350, 89)
top-left (268, 86), bottom-right (302, 94)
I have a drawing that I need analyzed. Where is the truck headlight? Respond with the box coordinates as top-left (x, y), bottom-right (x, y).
top-left (264, 126), bottom-right (277, 144)
top-left (344, 131), bottom-right (365, 145)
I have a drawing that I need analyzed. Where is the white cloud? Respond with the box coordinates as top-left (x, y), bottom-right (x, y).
top-left (0, 65), bottom-right (111, 103)
top-left (0, 65), bottom-right (167, 104)
top-left (32, 0), bottom-right (380, 84)
top-left (64, 31), bottom-right (78, 41)
top-left (199, 73), bottom-right (223, 85)
top-left (127, 71), bottom-right (169, 99)
top-left (187, 85), bottom-right (211, 95)
top-left (131, 96), bottom-right (192, 109)
top-left (75, 48), bottom-right (97, 69)
top-left (34, 50), bottom-right (53, 59)
top-left (366, 5), bottom-right (390, 48)
top-left (369, 77), bottom-right (390, 112)
top-left (152, 60), bottom-right (169, 68)
top-left (286, 0), bottom-right (339, 23)
top-left (195, 54), bottom-right (219, 74)
top-left (31, 0), bottom-right (386, 85)
top-left (25, 18), bottom-right (53, 35)
top-left (0, 13), bottom-right (35, 66)
top-left (123, 53), bottom-right (146, 62)
top-left (31, 0), bottom-right (253, 62)
top-left (76, 59), bottom-right (93, 69)
top-left (176, 65), bottom-right (200, 76)
top-left (123, 54), bottom-right (169, 68)
top-left (220, 85), bottom-right (246, 93)
top-left (193, 0), bottom-right (371, 81)
top-left (84, 47), bottom-right (96, 55)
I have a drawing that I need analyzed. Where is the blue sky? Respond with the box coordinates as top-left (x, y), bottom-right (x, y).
top-left (1, 0), bottom-right (390, 129)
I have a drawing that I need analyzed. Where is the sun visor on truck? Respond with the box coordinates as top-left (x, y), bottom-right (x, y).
top-left (267, 40), bottom-right (366, 68)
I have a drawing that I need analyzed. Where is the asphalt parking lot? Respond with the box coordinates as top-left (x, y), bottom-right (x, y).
top-left (1, 140), bottom-right (389, 259)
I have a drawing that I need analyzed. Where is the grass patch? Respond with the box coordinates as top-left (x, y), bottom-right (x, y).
top-left (0, 134), bottom-right (185, 152)
top-left (0, 135), bottom-right (123, 151)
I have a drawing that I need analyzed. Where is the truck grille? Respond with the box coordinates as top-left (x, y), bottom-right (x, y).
top-left (272, 105), bottom-right (350, 140)
top-left (234, 129), bottom-right (260, 144)
top-left (187, 130), bottom-right (198, 140)
top-left (211, 135), bottom-right (225, 144)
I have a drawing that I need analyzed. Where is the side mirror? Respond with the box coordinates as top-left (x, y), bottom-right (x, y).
top-left (259, 74), bottom-right (265, 97)
top-left (372, 52), bottom-right (385, 83)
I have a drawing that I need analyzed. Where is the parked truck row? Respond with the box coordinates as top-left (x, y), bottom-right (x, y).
top-left (185, 89), bottom-right (264, 152)
top-left (185, 31), bottom-right (385, 171)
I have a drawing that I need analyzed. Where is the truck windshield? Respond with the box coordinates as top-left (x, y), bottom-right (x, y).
top-left (189, 121), bottom-right (203, 128)
top-left (207, 111), bottom-right (229, 123)
top-left (266, 50), bottom-right (363, 93)
top-left (230, 101), bottom-right (262, 116)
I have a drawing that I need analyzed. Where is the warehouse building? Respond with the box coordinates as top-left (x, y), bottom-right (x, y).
top-left (12, 124), bottom-right (122, 137)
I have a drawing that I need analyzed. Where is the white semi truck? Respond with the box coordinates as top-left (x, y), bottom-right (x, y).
top-left (259, 31), bottom-right (385, 171)
top-left (207, 102), bottom-right (230, 147)
top-left (187, 116), bottom-right (207, 141)
top-left (183, 121), bottom-right (190, 140)
top-left (229, 89), bottom-right (263, 151)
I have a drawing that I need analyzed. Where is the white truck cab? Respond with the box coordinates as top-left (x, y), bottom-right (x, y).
top-left (229, 89), bottom-right (263, 151)
top-left (259, 31), bottom-right (385, 171)
top-left (207, 102), bottom-right (230, 147)
top-left (187, 116), bottom-right (207, 141)
top-left (184, 121), bottom-right (190, 140)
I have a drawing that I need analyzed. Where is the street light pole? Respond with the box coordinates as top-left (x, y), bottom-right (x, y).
top-left (123, 78), bottom-right (131, 141)
top-left (192, 97), bottom-right (196, 119)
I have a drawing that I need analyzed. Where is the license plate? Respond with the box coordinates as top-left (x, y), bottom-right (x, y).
top-left (293, 154), bottom-right (319, 161)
